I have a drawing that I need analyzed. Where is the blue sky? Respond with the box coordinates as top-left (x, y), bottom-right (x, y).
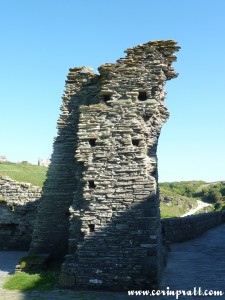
top-left (0, 0), bottom-right (224, 182)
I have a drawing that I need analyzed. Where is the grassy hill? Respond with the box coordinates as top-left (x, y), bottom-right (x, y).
top-left (0, 161), bottom-right (47, 187)
top-left (160, 190), bottom-right (199, 218)
top-left (159, 181), bottom-right (225, 218)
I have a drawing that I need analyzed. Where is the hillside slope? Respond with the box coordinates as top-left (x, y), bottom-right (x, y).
top-left (159, 181), bottom-right (225, 218)
top-left (0, 161), bottom-right (47, 187)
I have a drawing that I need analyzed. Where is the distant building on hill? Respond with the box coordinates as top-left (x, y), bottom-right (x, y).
top-left (38, 158), bottom-right (50, 167)
top-left (0, 155), bottom-right (7, 162)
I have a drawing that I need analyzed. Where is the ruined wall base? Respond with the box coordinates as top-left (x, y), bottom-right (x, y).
top-left (161, 211), bottom-right (225, 243)
top-left (0, 176), bottom-right (41, 250)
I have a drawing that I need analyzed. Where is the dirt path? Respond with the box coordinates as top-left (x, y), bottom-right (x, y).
top-left (181, 200), bottom-right (211, 217)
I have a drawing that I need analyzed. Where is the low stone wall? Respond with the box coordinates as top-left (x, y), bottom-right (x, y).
top-left (0, 176), bottom-right (41, 250)
top-left (161, 211), bottom-right (225, 243)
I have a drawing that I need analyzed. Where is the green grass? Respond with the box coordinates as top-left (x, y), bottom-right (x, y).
top-left (159, 183), bottom-right (199, 218)
top-left (160, 196), bottom-right (198, 218)
top-left (3, 271), bottom-right (58, 291)
top-left (0, 161), bottom-right (47, 187)
top-left (3, 254), bottom-right (60, 291)
top-left (194, 205), bottom-right (214, 215)
top-left (19, 253), bottom-right (39, 269)
top-left (159, 180), bottom-right (225, 218)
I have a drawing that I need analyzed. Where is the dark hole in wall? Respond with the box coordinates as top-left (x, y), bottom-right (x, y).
top-left (10, 205), bottom-right (15, 212)
top-left (88, 181), bottom-right (96, 189)
top-left (138, 91), bottom-right (147, 101)
top-left (132, 139), bottom-right (140, 147)
top-left (88, 224), bottom-right (95, 232)
top-left (0, 224), bottom-right (18, 236)
top-left (143, 115), bottom-right (150, 122)
top-left (152, 170), bottom-right (157, 177)
top-left (103, 94), bottom-right (111, 102)
top-left (151, 87), bottom-right (158, 97)
top-left (65, 211), bottom-right (70, 217)
top-left (89, 139), bottom-right (97, 147)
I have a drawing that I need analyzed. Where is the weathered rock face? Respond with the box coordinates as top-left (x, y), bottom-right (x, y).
top-left (30, 40), bottom-right (179, 290)
top-left (0, 176), bottom-right (41, 250)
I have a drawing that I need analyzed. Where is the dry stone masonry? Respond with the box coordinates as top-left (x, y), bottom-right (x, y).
top-left (161, 211), bottom-right (225, 243)
top-left (0, 176), bottom-right (41, 250)
top-left (30, 40), bottom-right (180, 290)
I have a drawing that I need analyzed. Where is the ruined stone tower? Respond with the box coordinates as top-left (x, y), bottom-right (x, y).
top-left (30, 40), bottom-right (180, 290)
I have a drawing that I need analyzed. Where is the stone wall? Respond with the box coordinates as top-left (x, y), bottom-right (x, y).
top-left (30, 40), bottom-right (180, 290)
top-left (0, 176), bottom-right (41, 250)
top-left (161, 211), bottom-right (225, 243)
